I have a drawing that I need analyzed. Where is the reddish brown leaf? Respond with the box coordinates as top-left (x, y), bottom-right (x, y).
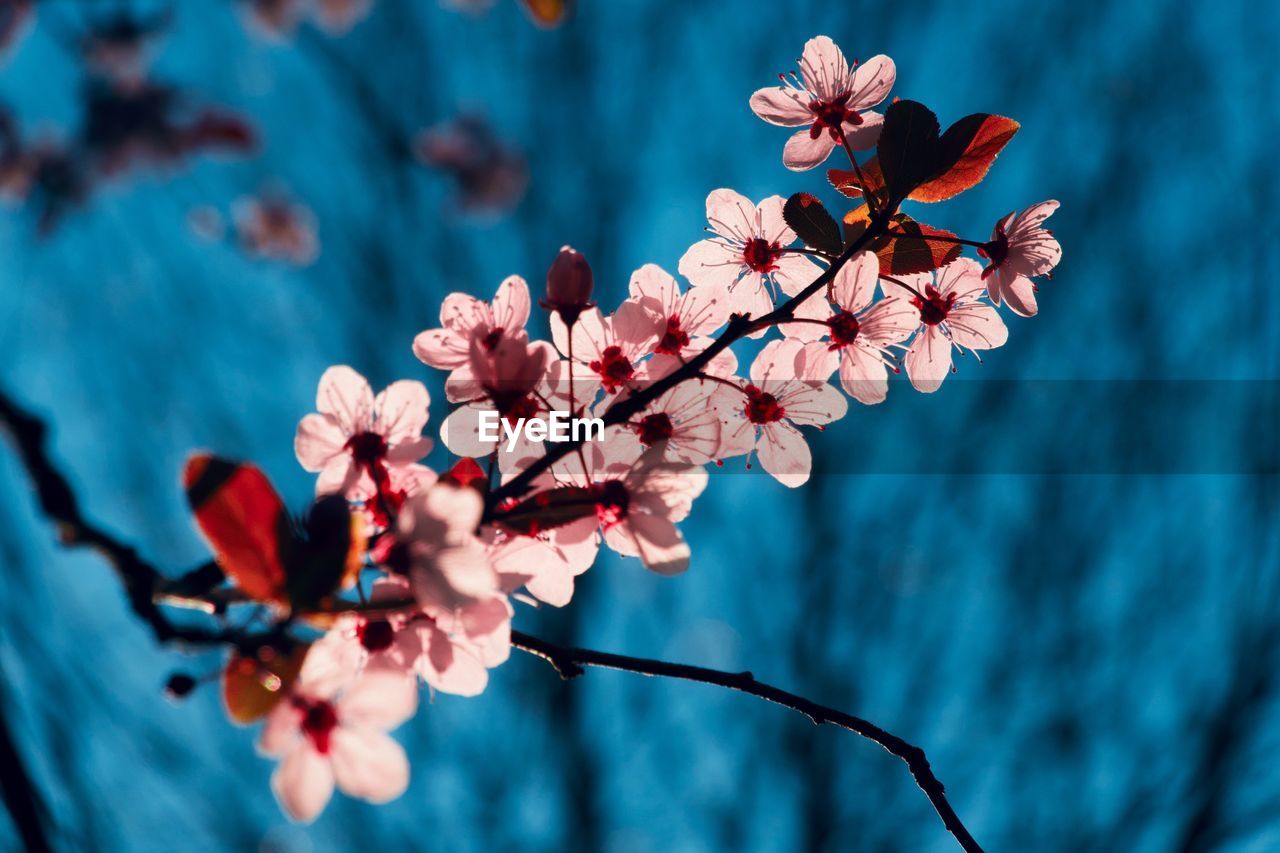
top-left (911, 115), bottom-right (1019, 203)
top-left (843, 209), bottom-right (961, 274)
top-left (223, 642), bottom-right (309, 725)
top-left (829, 157), bottom-right (886, 200)
top-left (873, 216), bottom-right (962, 276)
top-left (520, 0), bottom-right (569, 27)
top-left (183, 454), bottom-right (289, 607)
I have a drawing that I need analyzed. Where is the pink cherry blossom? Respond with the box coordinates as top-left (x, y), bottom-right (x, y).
top-left (604, 364), bottom-right (734, 466)
top-left (979, 200), bottom-right (1062, 317)
top-left (295, 366), bottom-right (434, 501)
top-left (716, 340), bottom-right (848, 487)
top-left (439, 336), bottom-right (584, 464)
top-left (259, 636), bottom-right (418, 823)
top-left (792, 251), bottom-right (918, 405)
top-left (750, 37), bottom-right (895, 170)
top-left (355, 461), bottom-right (438, 532)
top-left (597, 451), bottom-right (708, 575)
top-left (312, 0), bottom-right (375, 33)
top-left (485, 467), bottom-right (604, 591)
top-left (442, 356), bottom-right (594, 473)
top-left (550, 305), bottom-right (657, 395)
top-left (240, 0), bottom-right (306, 39)
top-left (233, 193), bottom-right (318, 266)
top-left (897, 258), bottom-right (1009, 392)
top-left (443, 335), bottom-right (553, 424)
top-left (490, 531), bottom-right (591, 607)
top-left (337, 577), bottom-right (510, 697)
top-left (547, 445), bottom-right (707, 576)
top-left (413, 275), bottom-right (532, 376)
top-left (626, 263), bottom-right (731, 359)
top-left (414, 115), bottom-right (529, 215)
top-left (678, 190), bottom-right (820, 332)
top-left (380, 482), bottom-right (501, 613)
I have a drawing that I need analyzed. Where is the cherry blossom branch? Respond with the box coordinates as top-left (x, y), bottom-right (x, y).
top-left (0, 389), bottom-right (279, 652)
top-left (510, 629), bottom-right (983, 853)
top-left (484, 206), bottom-right (898, 516)
top-left (0, 691), bottom-right (52, 853)
top-left (836, 126), bottom-right (878, 218)
top-left (2, 384), bottom-right (983, 850)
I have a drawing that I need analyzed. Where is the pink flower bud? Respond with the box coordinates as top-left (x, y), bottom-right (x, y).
top-left (542, 245), bottom-right (595, 326)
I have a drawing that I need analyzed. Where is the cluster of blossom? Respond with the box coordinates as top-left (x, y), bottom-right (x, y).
top-left (226, 35), bottom-right (1062, 821)
top-left (240, 0), bottom-right (567, 37)
top-left (241, 0), bottom-right (377, 38)
top-left (187, 190), bottom-right (322, 267)
top-left (0, 6), bottom-right (255, 234)
top-left (414, 115), bottom-right (529, 215)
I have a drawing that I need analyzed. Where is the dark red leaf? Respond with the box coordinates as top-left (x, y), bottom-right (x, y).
top-left (223, 642), bottom-right (309, 725)
top-left (828, 158), bottom-right (886, 201)
top-left (875, 100), bottom-right (941, 202)
top-left (911, 114), bottom-right (1019, 202)
top-left (783, 192), bottom-right (843, 255)
top-left (874, 216), bottom-right (963, 276)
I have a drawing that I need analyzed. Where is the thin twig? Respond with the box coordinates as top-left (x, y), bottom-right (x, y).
top-left (511, 630), bottom-right (983, 852)
top-left (0, 379), bottom-right (984, 851)
top-left (0, 391), bottom-right (268, 651)
top-left (836, 126), bottom-right (878, 218)
top-left (0, 685), bottom-right (53, 853)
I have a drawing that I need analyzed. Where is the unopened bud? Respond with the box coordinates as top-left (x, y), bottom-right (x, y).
top-left (164, 672), bottom-right (198, 700)
top-left (541, 245), bottom-right (594, 327)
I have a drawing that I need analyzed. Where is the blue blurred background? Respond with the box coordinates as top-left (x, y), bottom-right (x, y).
top-left (1, 0), bottom-right (1278, 850)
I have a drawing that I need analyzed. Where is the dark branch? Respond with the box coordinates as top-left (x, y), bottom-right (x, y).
top-left (0, 380), bottom-right (983, 852)
top-left (0, 390), bottom-right (266, 651)
top-left (0, 689), bottom-right (53, 853)
top-left (510, 630), bottom-right (983, 853)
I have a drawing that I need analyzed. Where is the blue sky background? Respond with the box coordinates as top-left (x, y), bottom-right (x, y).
top-left (1, 0), bottom-right (1278, 850)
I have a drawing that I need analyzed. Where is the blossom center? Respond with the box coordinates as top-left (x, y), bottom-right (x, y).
top-left (742, 237), bottom-right (783, 274)
top-left (636, 412), bottom-right (674, 445)
top-left (299, 699), bottom-right (339, 754)
top-left (480, 327), bottom-right (505, 351)
top-left (743, 384), bottom-right (785, 424)
top-left (358, 619), bottom-right (395, 653)
top-left (978, 226), bottom-right (1009, 279)
top-left (500, 393), bottom-right (540, 425)
top-left (828, 310), bottom-right (860, 348)
top-left (655, 315), bottom-right (690, 355)
top-left (808, 92), bottom-right (861, 140)
top-left (593, 479), bottom-right (630, 528)
top-left (589, 345), bottom-right (635, 393)
top-left (913, 285), bottom-right (956, 326)
top-left (345, 431), bottom-right (388, 467)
